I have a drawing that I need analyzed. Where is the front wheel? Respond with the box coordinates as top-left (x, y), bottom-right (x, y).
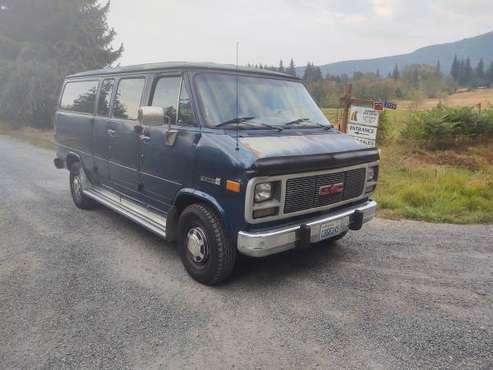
top-left (178, 204), bottom-right (236, 285)
top-left (69, 162), bottom-right (97, 210)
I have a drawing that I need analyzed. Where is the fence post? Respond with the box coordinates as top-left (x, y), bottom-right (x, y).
top-left (340, 84), bottom-right (352, 133)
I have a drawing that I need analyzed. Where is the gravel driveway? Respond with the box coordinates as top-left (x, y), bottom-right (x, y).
top-left (0, 136), bottom-right (492, 369)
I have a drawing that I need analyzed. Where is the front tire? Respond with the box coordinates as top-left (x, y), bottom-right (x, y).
top-left (178, 204), bottom-right (236, 285)
top-left (69, 162), bottom-right (97, 210)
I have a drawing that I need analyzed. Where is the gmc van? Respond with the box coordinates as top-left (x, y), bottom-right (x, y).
top-left (54, 62), bottom-right (379, 285)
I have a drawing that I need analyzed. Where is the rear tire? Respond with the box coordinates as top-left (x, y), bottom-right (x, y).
top-left (69, 162), bottom-right (97, 210)
top-left (178, 204), bottom-right (236, 285)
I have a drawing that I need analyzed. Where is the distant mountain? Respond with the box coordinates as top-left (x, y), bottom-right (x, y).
top-left (297, 31), bottom-right (493, 77)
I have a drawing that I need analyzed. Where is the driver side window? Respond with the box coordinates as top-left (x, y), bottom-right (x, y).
top-left (151, 76), bottom-right (197, 126)
top-left (151, 76), bottom-right (181, 125)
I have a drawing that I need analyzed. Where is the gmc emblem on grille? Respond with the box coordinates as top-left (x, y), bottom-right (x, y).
top-left (319, 183), bottom-right (344, 196)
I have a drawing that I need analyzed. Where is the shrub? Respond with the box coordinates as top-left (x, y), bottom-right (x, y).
top-left (376, 111), bottom-right (391, 145)
top-left (402, 106), bottom-right (493, 149)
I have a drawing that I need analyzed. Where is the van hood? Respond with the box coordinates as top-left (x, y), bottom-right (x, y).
top-left (239, 130), bottom-right (379, 176)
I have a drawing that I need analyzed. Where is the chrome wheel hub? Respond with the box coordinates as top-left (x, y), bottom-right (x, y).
top-left (73, 174), bottom-right (83, 201)
top-left (186, 227), bottom-right (208, 264)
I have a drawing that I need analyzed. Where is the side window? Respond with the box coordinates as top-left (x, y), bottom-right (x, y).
top-left (151, 76), bottom-right (181, 125)
top-left (113, 78), bottom-right (145, 120)
top-left (178, 81), bottom-right (196, 125)
top-left (60, 80), bottom-right (98, 114)
top-left (97, 79), bottom-right (114, 116)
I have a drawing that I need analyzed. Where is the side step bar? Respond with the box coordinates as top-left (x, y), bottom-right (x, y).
top-left (83, 187), bottom-right (167, 239)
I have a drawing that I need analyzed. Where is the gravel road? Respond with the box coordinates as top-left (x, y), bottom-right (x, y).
top-left (0, 135), bottom-right (492, 369)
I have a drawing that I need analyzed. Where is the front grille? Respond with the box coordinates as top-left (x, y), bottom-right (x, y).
top-left (284, 168), bottom-right (366, 214)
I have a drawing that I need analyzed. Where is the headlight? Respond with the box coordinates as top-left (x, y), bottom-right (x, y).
top-left (367, 166), bottom-right (378, 182)
top-left (254, 182), bottom-right (272, 202)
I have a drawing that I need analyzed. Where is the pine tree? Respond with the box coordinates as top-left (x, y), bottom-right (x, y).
top-left (302, 62), bottom-right (312, 83)
top-left (450, 55), bottom-right (459, 81)
top-left (286, 58), bottom-right (296, 76)
top-left (476, 58), bottom-right (485, 81)
top-left (278, 59), bottom-right (285, 73)
top-left (312, 65), bottom-right (322, 81)
top-left (488, 61), bottom-right (493, 85)
top-left (376, 69), bottom-right (380, 78)
top-left (435, 60), bottom-right (441, 76)
top-left (463, 58), bottom-right (473, 85)
top-left (392, 64), bottom-right (400, 80)
top-left (0, 0), bottom-right (123, 127)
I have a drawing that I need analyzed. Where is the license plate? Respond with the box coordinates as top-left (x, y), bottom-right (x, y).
top-left (319, 217), bottom-right (349, 241)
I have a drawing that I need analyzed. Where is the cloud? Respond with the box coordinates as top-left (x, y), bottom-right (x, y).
top-left (372, 0), bottom-right (393, 17)
top-left (107, 0), bottom-right (493, 67)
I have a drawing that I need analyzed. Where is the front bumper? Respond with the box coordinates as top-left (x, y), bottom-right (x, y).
top-left (237, 200), bottom-right (377, 257)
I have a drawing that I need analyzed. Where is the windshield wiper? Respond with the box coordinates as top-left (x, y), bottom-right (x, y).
top-left (215, 116), bottom-right (256, 127)
top-left (281, 118), bottom-right (329, 129)
top-left (216, 117), bottom-right (281, 131)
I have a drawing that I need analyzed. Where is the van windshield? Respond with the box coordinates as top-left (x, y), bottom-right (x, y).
top-left (195, 73), bottom-right (331, 129)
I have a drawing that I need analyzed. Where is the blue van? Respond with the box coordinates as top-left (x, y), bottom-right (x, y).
top-left (54, 62), bottom-right (379, 285)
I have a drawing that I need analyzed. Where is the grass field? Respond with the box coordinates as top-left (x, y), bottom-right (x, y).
top-left (322, 90), bottom-right (493, 224)
top-left (397, 88), bottom-right (493, 110)
top-left (375, 143), bottom-right (493, 223)
top-left (0, 121), bottom-right (55, 149)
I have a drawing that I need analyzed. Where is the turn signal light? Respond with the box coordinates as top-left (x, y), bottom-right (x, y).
top-left (226, 180), bottom-right (241, 193)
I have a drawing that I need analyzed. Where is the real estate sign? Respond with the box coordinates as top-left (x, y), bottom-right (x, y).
top-left (348, 105), bottom-right (380, 147)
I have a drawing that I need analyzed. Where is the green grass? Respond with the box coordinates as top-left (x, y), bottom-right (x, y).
top-left (0, 121), bottom-right (55, 150)
top-left (374, 145), bottom-right (493, 224)
top-left (322, 108), bottom-right (493, 224)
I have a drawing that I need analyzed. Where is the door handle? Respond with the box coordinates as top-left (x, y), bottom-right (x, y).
top-left (107, 128), bottom-right (116, 136)
top-left (139, 134), bottom-right (151, 143)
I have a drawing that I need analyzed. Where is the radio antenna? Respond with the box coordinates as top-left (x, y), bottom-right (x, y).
top-left (235, 41), bottom-right (240, 151)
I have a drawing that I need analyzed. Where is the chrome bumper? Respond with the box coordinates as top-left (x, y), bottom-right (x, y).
top-left (237, 200), bottom-right (377, 257)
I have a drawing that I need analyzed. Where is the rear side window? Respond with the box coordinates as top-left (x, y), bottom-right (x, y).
top-left (113, 78), bottom-right (145, 120)
top-left (60, 80), bottom-right (98, 114)
top-left (97, 79), bottom-right (114, 116)
top-left (151, 76), bottom-right (182, 124)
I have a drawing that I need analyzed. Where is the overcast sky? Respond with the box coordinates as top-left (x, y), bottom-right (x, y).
top-left (108, 0), bottom-right (493, 67)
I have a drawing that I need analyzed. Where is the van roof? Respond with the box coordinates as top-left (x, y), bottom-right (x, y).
top-left (67, 61), bottom-right (300, 80)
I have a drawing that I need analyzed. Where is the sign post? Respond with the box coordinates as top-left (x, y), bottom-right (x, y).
top-left (338, 85), bottom-right (390, 147)
top-left (347, 106), bottom-right (379, 147)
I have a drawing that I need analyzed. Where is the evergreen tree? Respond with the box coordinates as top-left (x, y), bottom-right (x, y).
top-left (463, 58), bottom-right (473, 85)
top-left (286, 58), bottom-right (296, 76)
top-left (278, 59), bottom-right (285, 73)
top-left (302, 62), bottom-right (312, 83)
top-left (435, 60), bottom-right (441, 76)
top-left (392, 64), bottom-right (400, 80)
top-left (450, 55), bottom-right (459, 81)
top-left (302, 62), bottom-right (322, 84)
top-left (476, 58), bottom-right (485, 81)
top-left (0, 0), bottom-right (123, 127)
top-left (376, 69), bottom-right (380, 78)
top-left (488, 61), bottom-right (493, 85)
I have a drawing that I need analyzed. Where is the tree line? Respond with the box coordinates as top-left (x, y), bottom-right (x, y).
top-left (450, 56), bottom-right (493, 88)
top-left (255, 57), bottom-right (493, 107)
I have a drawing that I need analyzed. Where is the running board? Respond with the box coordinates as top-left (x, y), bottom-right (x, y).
top-left (83, 187), bottom-right (167, 239)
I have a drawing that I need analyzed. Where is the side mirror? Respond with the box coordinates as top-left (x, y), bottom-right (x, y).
top-left (137, 106), bottom-right (165, 127)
